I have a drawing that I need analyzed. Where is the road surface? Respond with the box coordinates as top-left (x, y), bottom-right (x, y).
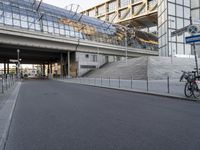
top-left (4, 79), bottom-right (200, 150)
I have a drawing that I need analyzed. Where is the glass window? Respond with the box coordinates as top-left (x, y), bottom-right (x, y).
top-left (120, 9), bottom-right (130, 19)
top-left (5, 17), bottom-right (12, 25)
top-left (21, 21), bottom-right (28, 28)
top-left (177, 18), bottom-right (183, 29)
top-left (13, 19), bottom-right (20, 27)
top-left (109, 1), bottom-right (117, 12)
top-left (184, 0), bottom-right (190, 7)
top-left (177, 43), bottom-right (184, 54)
top-left (176, 0), bottom-right (183, 5)
top-left (177, 34), bottom-right (183, 42)
top-left (119, 0), bottom-right (129, 8)
top-left (191, 0), bottom-right (199, 8)
top-left (97, 5), bottom-right (105, 15)
top-left (184, 7), bottom-right (190, 19)
top-left (176, 5), bottom-right (183, 18)
top-left (184, 19), bottom-right (190, 27)
top-left (89, 10), bottom-right (95, 17)
top-left (35, 23), bottom-right (41, 31)
top-left (185, 44), bottom-right (191, 55)
top-left (48, 26), bottom-right (54, 33)
top-left (191, 9), bottom-right (200, 20)
top-left (168, 16), bottom-right (175, 29)
top-left (168, 3), bottom-right (175, 16)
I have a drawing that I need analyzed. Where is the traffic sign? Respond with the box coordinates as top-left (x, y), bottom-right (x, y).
top-left (185, 34), bottom-right (200, 44)
top-left (192, 19), bottom-right (200, 24)
top-left (187, 25), bottom-right (200, 35)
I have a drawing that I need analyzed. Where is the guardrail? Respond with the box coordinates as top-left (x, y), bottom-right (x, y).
top-left (0, 74), bottom-right (17, 94)
top-left (57, 76), bottom-right (186, 98)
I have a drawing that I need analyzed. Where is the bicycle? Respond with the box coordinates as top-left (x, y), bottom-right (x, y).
top-left (180, 71), bottom-right (194, 97)
top-left (180, 70), bottom-right (200, 98)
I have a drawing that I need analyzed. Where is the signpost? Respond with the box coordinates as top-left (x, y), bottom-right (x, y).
top-left (185, 34), bottom-right (200, 44)
top-left (185, 34), bottom-right (200, 74)
top-left (171, 17), bottom-right (200, 75)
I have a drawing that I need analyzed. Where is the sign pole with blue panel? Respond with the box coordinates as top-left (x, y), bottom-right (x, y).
top-left (185, 34), bottom-right (200, 44)
top-left (185, 34), bottom-right (200, 74)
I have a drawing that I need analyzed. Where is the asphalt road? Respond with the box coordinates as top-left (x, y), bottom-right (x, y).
top-left (4, 80), bottom-right (200, 150)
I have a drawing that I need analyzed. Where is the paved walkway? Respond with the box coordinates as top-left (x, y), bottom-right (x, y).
top-left (0, 82), bottom-right (21, 150)
top-left (4, 80), bottom-right (200, 150)
top-left (57, 78), bottom-right (187, 99)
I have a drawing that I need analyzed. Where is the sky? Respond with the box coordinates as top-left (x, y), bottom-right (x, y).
top-left (43, 0), bottom-right (103, 11)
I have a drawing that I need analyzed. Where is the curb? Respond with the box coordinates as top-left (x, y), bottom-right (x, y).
top-left (0, 82), bottom-right (21, 150)
top-left (56, 79), bottom-right (199, 102)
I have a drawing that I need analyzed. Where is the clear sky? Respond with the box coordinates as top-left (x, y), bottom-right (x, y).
top-left (43, 0), bottom-right (103, 11)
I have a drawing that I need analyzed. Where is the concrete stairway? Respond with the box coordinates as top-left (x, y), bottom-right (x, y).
top-left (85, 56), bottom-right (198, 80)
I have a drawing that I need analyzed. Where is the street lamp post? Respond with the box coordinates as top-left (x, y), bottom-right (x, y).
top-left (125, 29), bottom-right (128, 64)
top-left (169, 19), bottom-right (175, 64)
top-left (17, 49), bottom-right (20, 80)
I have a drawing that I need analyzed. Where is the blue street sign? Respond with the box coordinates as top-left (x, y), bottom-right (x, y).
top-left (185, 34), bottom-right (200, 44)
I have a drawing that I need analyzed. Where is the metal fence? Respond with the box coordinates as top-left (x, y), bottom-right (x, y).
top-left (0, 74), bottom-right (17, 94)
top-left (57, 77), bottom-right (185, 97)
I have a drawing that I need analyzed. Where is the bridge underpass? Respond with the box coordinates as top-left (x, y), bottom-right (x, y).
top-left (0, 44), bottom-right (77, 78)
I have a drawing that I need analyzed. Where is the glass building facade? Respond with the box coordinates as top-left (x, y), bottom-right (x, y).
top-left (0, 0), bottom-right (120, 46)
top-left (0, 0), bottom-right (157, 51)
top-left (158, 0), bottom-right (192, 57)
top-left (191, 0), bottom-right (200, 57)
top-left (82, 0), bottom-right (158, 34)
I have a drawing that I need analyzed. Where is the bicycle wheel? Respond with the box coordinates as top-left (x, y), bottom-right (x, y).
top-left (192, 82), bottom-right (200, 98)
top-left (184, 82), bottom-right (193, 97)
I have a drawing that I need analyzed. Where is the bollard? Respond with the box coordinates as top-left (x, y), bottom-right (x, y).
top-left (9, 76), bottom-right (11, 88)
top-left (147, 77), bottom-right (149, 92)
top-left (101, 76), bottom-right (102, 86)
top-left (131, 77), bottom-right (133, 89)
top-left (5, 75), bottom-right (7, 90)
top-left (94, 78), bottom-right (96, 85)
top-left (2, 76), bottom-right (4, 93)
top-left (119, 77), bottom-right (121, 88)
top-left (167, 76), bottom-right (170, 93)
top-left (109, 77), bottom-right (110, 86)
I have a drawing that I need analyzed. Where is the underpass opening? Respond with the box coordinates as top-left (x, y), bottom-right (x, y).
top-left (0, 44), bottom-right (76, 79)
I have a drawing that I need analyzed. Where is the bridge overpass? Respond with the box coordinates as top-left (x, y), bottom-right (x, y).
top-left (0, 0), bottom-right (158, 77)
top-left (0, 25), bottom-right (158, 61)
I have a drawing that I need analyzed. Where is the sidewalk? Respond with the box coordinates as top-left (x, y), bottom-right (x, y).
top-left (56, 78), bottom-right (197, 101)
top-left (0, 82), bottom-right (21, 150)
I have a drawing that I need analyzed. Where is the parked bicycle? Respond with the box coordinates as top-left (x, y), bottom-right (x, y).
top-left (180, 70), bottom-right (200, 98)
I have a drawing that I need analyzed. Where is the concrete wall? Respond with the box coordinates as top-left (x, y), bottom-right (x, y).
top-left (76, 52), bottom-right (108, 77)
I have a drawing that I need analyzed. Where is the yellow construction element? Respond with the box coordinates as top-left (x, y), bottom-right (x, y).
top-left (137, 37), bottom-right (158, 45)
top-left (59, 18), bottom-right (96, 35)
top-left (81, 0), bottom-right (158, 28)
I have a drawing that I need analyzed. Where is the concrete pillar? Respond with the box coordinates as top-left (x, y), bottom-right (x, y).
top-left (50, 64), bottom-right (52, 74)
top-left (7, 63), bottom-right (9, 74)
top-left (4, 62), bottom-right (6, 75)
top-left (60, 53), bottom-right (64, 79)
top-left (43, 64), bottom-right (45, 76)
top-left (68, 51), bottom-right (70, 78)
top-left (47, 64), bottom-right (50, 75)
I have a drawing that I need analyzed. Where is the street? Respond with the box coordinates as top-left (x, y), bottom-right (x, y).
top-left (4, 79), bottom-right (200, 150)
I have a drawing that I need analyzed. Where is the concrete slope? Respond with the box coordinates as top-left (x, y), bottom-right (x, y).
top-left (87, 57), bottom-right (148, 80)
top-left (86, 56), bottom-right (198, 80)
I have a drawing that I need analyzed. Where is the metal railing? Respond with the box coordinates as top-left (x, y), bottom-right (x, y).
top-left (57, 76), bottom-right (186, 98)
top-left (0, 74), bottom-right (17, 94)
